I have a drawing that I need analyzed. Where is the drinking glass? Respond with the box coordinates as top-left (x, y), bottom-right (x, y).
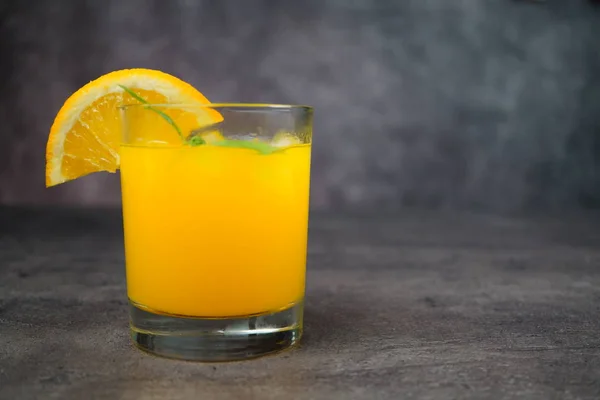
top-left (119, 104), bottom-right (313, 361)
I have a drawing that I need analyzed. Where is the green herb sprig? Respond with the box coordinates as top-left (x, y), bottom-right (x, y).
top-left (119, 84), bottom-right (185, 141)
top-left (210, 139), bottom-right (278, 154)
top-left (120, 85), bottom-right (284, 154)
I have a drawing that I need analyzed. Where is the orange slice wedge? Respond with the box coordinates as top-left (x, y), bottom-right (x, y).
top-left (45, 68), bottom-right (221, 187)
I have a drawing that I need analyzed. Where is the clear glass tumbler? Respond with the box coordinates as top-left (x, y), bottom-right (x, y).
top-left (119, 104), bottom-right (313, 361)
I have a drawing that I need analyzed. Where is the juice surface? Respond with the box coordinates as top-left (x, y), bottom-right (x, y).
top-left (120, 144), bottom-right (311, 317)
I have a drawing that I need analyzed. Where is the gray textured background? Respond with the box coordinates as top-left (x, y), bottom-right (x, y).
top-left (1, 0), bottom-right (599, 211)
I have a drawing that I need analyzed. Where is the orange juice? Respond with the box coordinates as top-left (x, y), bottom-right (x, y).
top-left (120, 143), bottom-right (311, 317)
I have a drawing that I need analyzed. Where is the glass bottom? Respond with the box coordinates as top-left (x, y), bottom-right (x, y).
top-left (129, 300), bottom-right (303, 362)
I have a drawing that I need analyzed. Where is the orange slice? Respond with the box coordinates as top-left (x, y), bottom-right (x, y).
top-left (45, 68), bottom-right (221, 187)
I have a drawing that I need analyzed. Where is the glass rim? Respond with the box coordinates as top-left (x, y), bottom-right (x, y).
top-left (119, 103), bottom-right (313, 112)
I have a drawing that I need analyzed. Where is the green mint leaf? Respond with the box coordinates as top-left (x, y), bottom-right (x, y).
top-left (188, 136), bottom-right (206, 146)
top-left (211, 140), bottom-right (278, 155)
top-left (149, 108), bottom-right (184, 139)
top-left (119, 84), bottom-right (184, 140)
top-left (119, 84), bottom-right (149, 105)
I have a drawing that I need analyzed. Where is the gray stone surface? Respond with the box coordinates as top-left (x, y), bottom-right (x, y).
top-left (1, 207), bottom-right (600, 399)
top-left (1, 0), bottom-right (600, 211)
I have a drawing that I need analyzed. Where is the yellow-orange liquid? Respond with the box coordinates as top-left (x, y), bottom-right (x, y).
top-left (120, 144), bottom-right (311, 317)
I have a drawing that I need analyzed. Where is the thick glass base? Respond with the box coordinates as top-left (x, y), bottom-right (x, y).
top-left (129, 300), bottom-right (303, 362)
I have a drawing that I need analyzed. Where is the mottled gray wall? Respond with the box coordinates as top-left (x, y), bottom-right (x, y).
top-left (1, 0), bottom-right (599, 211)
